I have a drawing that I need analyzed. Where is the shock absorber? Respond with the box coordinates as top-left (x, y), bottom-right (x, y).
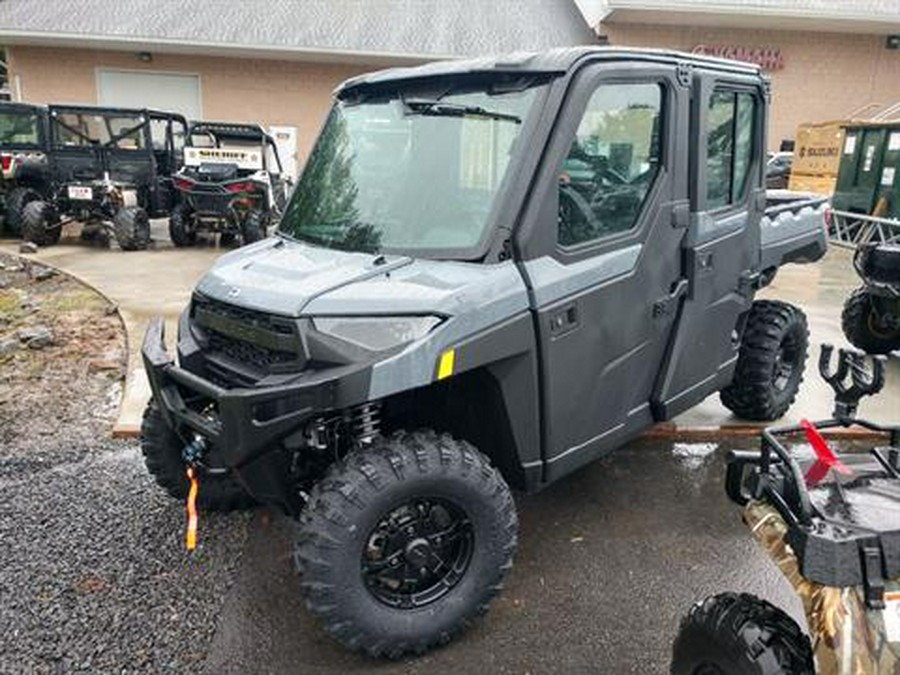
top-left (349, 402), bottom-right (381, 446)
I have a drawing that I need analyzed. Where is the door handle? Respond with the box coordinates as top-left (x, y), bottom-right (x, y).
top-left (653, 279), bottom-right (688, 318)
top-left (549, 302), bottom-right (579, 337)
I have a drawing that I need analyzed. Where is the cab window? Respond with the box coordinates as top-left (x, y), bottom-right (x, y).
top-left (706, 90), bottom-right (756, 209)
top-left (558, 82), bottom-right (662, 248)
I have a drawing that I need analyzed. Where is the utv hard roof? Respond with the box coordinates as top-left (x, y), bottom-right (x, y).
top-left (189, 121), bottom-right (273, 143)
top-left (337, 46), bottom-right (761, 97)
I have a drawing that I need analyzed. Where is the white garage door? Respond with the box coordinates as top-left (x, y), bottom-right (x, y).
top-left (97, 69), bottom-right (201, 120)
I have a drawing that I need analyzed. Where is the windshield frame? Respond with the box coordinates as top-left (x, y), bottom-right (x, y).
top-left (279, 76), bottom-right (554, 261)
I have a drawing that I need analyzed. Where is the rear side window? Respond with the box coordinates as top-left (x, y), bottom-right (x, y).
top-left (558, 82), bottom-right (663, 247)
top-left (706, 90), bottom-right (756, 209)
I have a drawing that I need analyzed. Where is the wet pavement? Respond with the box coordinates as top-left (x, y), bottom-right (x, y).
top-left (201, 437), bottom-right (806, 675)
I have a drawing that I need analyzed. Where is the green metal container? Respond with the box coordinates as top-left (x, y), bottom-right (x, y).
top-left (832, 122), bottom-right (900, 217)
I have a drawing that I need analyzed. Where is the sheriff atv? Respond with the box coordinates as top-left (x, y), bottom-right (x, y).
top-left (169, 121), bottom-right (289, 247)
top-left (141, 47), bottom-right (829, 658)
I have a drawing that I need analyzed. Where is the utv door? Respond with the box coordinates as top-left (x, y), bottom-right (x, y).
top-left (517, 62), bottom-right (690, 482)
top-left (652, 72), bottom-right (765, 418)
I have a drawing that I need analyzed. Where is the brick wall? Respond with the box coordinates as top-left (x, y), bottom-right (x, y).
top-left (600, 23), bottom-right (900, 150)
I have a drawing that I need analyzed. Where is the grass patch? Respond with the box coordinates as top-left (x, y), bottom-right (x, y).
top-left (43, 289), bottom-right (106, 313)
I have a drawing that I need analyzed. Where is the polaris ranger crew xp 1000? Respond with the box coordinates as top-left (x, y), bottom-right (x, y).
top-left (141, 48), bottom-right (829, 658)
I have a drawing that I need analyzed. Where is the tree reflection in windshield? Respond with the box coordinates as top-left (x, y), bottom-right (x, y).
top-left (279, 82), bottom-right (543, 256)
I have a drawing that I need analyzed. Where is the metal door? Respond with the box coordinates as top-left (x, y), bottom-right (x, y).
top-left (517, 62), bottom-right (691, 482)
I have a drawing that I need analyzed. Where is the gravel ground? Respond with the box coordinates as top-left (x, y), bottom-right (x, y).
top-left (0, 253), bottom-right (252, 673)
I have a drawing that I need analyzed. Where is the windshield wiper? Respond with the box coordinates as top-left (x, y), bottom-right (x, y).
top-left (402, 98), bottom-right (521, 124)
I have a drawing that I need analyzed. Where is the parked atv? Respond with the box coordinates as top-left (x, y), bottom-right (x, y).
top-left (842, 242), bottom-right (900, 354)
top-left (169, 122), bottom-right (288, 247)
top-left (672, 345), bottom-right (900, 675)
top-left (140, 48), bottom-right (829, 658)
top-left (22, 105), bottom-right (187, 250)
top-left (0, 102), bottom-right (51, 237)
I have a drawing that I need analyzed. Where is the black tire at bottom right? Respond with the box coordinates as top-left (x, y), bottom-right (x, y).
top-left (670, 593), bottom-right (814, 675)
top-left (720, 300), bottom-right (808, 422)
top-left (841, 287), bottom-right (900, 355)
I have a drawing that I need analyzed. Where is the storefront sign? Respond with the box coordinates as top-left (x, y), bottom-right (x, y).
top-left (692, 44), bottom-right (784, 71)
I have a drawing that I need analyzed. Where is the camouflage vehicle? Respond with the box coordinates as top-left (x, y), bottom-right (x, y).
top-left (672, 346), bottom-right (900, 675)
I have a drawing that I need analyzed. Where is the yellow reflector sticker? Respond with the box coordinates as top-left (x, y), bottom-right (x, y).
top-left (437, 349), bottom-right (455, 380)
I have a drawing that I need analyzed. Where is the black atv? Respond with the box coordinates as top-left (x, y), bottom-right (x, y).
top-left (0, 102), bottom-right (52, 237)
top-left (168, 122), bottom-right (288, 247)
top-left (842, 242), bottom-right (900, 354)
top-left (672, 345), bottom-right (900, 674)
top-left (22, 105), bottom-right (187, 250)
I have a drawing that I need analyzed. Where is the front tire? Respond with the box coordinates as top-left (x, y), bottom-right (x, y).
top-left (113, 206), bottom-right (151, 251)
top-left (4, 186), bottom-right (41, 237)
top-left (671, 593), bottom-right (814, 675)
top-left (720, 300), bottom-right (808, 421)
top-left (140, 401), bottom-right (256, 511)
top-left (21, 200), bottom-right (61, 247)
top-left (294, 430), bottom-right (517, 659)
top-left (842, 287), bottom-right (900, 354)
top-left (168, 202), bottom-right (197, 247)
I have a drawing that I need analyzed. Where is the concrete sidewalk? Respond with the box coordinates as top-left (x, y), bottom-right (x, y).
top-left (3, 228), bottom-right (897, 438)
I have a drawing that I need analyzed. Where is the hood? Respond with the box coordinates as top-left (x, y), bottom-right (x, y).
top-left (196, 238), bottom-right (413, 316)
top-left (196, 237), bottom-right (528, 318)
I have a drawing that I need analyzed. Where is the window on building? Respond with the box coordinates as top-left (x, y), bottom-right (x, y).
top-left (707, 90), bottom-right (756, 209)
top-left (558, 82), bottom-right (662, 247)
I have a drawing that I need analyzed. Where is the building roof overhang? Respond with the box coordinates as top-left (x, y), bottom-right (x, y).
top-left (0, 30), bottom-right (440, 66)
top-left (600, 2), bottom-right (900, 34)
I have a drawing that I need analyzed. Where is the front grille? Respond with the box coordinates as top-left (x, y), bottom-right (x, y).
top-left (192, 295), bottom-right (303, 378)
top-left (207, 330), bottom-right (295, 368)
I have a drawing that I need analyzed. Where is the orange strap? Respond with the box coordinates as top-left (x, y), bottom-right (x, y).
top-left (186, 467), bottom-right (199, 551)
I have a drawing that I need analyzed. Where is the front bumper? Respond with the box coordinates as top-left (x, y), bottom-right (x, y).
top-left (141, 316), bottom-right (370, 471)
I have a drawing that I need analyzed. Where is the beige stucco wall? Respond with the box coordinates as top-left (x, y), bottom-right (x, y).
top-left (600, 23), bottom-right (900, 150)
top-left (6, 45), bottom-right (375, 163)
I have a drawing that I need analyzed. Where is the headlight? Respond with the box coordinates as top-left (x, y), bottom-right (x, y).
top-left (312, 316), bottom-right (442, 352)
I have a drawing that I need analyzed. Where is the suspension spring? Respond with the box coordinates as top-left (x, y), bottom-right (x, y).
top-left (350, 402), bottom-right (381, 446)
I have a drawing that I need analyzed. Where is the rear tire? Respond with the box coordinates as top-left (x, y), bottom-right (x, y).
top-left (168, 202), bottom-right (197, 247)
top-left (842, 287), bottom-right (900, 354)
top-left (113, 206), bottom-right (151, 251)
top-left (671, 593), bottom-right (814, 675)
top-left (294, 429), bottom-right (517, 659)
top-left (140, 400), bottom-right (256, 511)
top-left (241, 209), bottom-right (267, 245)
top-left (4, 186), bottom-right (41, 237)
top-left (21, 200), bottom-right (61, 247)
top-left (720, 300), bottom-right (808, 421)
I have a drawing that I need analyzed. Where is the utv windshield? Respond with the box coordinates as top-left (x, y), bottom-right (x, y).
top-left (278, 81), bottom-right (545, 255)
top-left (0, 111), bottom-right (42, 148)
top-left (51, 111), bottom-right (147, 150)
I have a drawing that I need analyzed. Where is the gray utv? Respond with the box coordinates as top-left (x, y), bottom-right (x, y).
top-left (141, 47), bottom-right (828, 658)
